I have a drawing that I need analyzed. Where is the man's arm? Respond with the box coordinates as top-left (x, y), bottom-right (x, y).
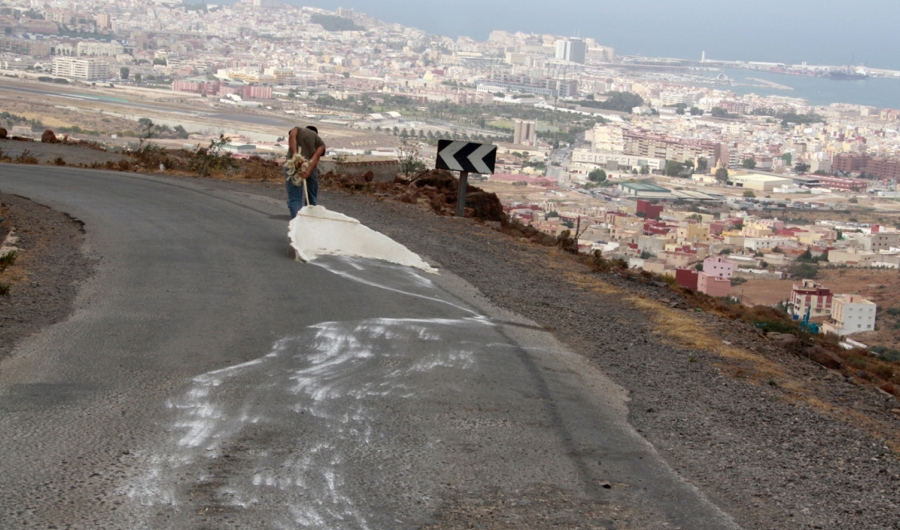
top-left (288, 130), bottom-right (299, 158)
top-left (302, 144), bottom-right (326, 179)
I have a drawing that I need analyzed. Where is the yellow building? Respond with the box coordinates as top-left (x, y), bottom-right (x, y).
top-left (742, 223), bottom-right (773, 238)
top-left (676, 223), bottom-right (711, 242)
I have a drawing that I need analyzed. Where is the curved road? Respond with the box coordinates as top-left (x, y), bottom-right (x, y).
top-left (0, 167), bottom-right (738, 529)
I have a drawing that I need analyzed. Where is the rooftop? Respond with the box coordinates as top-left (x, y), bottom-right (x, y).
top-left (619, 182), bottom-right (670, 192)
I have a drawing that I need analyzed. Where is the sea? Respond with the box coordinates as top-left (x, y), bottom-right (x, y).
top-left (720, 69), bottom-right (900, 110)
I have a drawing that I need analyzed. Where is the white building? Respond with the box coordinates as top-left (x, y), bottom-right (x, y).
top-left (52, 57), bottom-right (110, 80)
top-left (76, 41), bottom-right (125, 57)
top-left (555, 38), bottom-right (586, 64)
top-left (822, 295), bottom-right (877, 336)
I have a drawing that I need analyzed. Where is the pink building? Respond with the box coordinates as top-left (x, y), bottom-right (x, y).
top-left (698, 272), bottom-right (732, 297)
top-left (702, 256), bottom-right (735, 279)
top-left (790, 279), bottom-right (833, 318)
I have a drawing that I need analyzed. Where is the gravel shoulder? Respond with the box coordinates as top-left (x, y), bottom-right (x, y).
top-left (0, 192), bottom-right (93, 363)
top-left (0, 138), bottom-right (128, 166)
top-left (3, 169), bottom-right (900, 529)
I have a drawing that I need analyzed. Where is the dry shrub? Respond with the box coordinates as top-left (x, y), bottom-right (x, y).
top-left (239, 155), bottom-right (281, 180)
top-left (501, 217), bottom-right (555, 246)
top-left (322, 167), bottom-right (505, 222)
top-left (52, 156), bottom-right (66, 166)
top-left (14, 150), bottom-right (38, 164)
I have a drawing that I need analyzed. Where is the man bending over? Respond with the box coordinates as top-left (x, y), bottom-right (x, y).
top-left (285, 125), bottom-right (326, 218)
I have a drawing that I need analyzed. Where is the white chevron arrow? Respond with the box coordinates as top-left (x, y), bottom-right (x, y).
top-left (468, 143), bottom-right (495, 174)
top-left (437, 141), bottom-right (467, 172)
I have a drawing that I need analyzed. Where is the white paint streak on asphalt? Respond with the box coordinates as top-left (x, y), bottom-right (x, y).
top-left (128, 257), bottom-right (492, 528)
top-left (313, 256), bottom-right (481, 317)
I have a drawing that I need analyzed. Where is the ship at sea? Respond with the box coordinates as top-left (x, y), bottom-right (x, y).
top-left (827, 66), bottom-right (869, 80)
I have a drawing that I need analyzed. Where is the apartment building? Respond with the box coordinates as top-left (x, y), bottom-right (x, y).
top-left (513, 119), bottom-right (536, 146)
top-left (833, 153), bottom-right (900, 180)
top-left (478, 72), bottom-right (578, 98)
top-left (822, 295), bottom-right (876, 336)
top-left (865, 232), bottom-right (900, 252)
top-left (790, 279), bottom-right (833, 318)
top-left (52, 56), bottom-right (110, 80)
top-left (0, 38), bottom-right (50, 57)
top-left (76, 41), bottom-right (125, 57)
top-left (703, 256), bottom-right (736, 279)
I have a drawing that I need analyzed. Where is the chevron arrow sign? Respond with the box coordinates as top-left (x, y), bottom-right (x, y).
top-left (435, 140), bottom-right (497, 174)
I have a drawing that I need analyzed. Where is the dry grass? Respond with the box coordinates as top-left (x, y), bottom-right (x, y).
top-left (13, 110), bottom-right (72, 129)
top-left (625, 293), bottom-right (900, 447)
top-left (627, 294), bottom-right (785, 377)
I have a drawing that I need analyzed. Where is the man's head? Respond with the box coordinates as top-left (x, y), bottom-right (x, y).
top-left (306, 126), bottom-right (318, 134)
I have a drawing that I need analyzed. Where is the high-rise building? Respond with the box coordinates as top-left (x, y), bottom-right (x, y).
top-left (513, 119), bottom-right (536, 146)
top-left (554, 38), bottom-right (586, 64)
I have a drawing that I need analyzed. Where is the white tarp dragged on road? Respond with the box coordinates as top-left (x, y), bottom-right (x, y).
top-left (288, 206), bottom-right (438, 273)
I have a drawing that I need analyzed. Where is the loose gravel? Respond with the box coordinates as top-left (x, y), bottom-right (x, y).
top-left (0, 192), bottom-right (94, 363)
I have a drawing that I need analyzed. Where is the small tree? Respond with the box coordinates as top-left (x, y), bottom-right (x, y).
top-left (136, 118), bottom-right (155, 151)
top-left (715, 167), bottom-right (729, 182)
top-left (794, 162), bottom-right (810, 174)
top-left (743, 190), bottom-right (756, 198)
top-left (665, 160), bottom-right (685, 176)
top-left (120, 67), bottom-right (129, 80)
top-left (640, 164), bottom-right (650, 175)
top-left (791, 262), bottom-right (819, 279)
top-left (742, 158), bottom-right (756, 169)
top-left (588, 168), bottom-right (607, 183)
top-left (697, 157), bottom-right (708, 173)
top-left (397, 140), bottom-right (426, 179)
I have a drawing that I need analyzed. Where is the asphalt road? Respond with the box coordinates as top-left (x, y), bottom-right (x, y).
top-left (0, 166), bottom-right (739, 529)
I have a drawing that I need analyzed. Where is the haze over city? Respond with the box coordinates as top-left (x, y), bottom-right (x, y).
top-left (291, 0), bottom-right (900, 70)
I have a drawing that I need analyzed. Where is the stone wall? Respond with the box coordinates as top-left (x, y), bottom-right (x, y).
top-left (317, 157), bottom-right (400, 183)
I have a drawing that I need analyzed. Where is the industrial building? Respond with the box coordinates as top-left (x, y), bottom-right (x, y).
top-left (729, 173), bottom-right (793, 191)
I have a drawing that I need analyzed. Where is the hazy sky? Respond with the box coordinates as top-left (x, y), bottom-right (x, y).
top-left (288, 0), bottom-right (900, 69)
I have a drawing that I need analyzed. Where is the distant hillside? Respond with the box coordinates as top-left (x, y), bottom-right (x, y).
top-left (311, 14), bottom-right (364, 32)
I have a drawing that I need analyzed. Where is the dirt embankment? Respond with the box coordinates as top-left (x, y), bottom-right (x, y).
top-left (0, 193), bottom-right (93, 363)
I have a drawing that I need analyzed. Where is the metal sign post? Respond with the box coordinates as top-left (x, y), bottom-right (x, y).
top-left (435, 140), bottom-right (497, 217)
top-left (456, 171), bottom-right (469, 218)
